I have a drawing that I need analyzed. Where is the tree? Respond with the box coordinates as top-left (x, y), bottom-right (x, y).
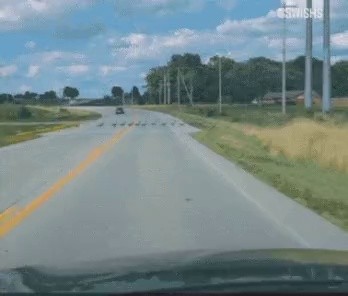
top-left (39, 90), bottom-right (57, 101)
top-left (0, 93), bottom-right (12, 104)
top-left (63, 86), bottom-right (79, 100)
top-left (143, 52), bottom-right (348, 105)
top-left (111, 86), bottom-right (124, 99)
top-left (141, 91), bottom-right (150, 105)
top-left (332, 61), bottom-right (348, 97)
top-left (18, 106), bottom-right (32, 119)
top-left (0, 94), bottom-right (7, 104)
top-left (131, 86), bottom-right (141, 104)
top-left (23, 91), bottom-right (38, 100)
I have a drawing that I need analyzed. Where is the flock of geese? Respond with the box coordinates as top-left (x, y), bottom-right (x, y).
top-left (96, 121), bottom-right (185, 128)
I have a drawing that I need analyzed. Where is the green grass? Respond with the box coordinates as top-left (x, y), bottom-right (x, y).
top-left (0, 104), bottom-right (101, 122)
top-left (139, 104), bottom-right (348, 126)
top-left (137, 104), bottom-right (348, 231)
top-left (0, 123), bottom-right (79, 147)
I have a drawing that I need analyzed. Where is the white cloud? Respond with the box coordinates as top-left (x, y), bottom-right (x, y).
top-left (0, 0), bottom-right (95, 30)
top-left (112, 26), bottom-right (247, 62)
top-left (0, 65), bottom-right (17, 77)
top-left (27, 0), bottom-right (48, 12)
top-left (332, 55), bottom-right (348, 65)
top-left (39, 51), bottom-right (86, 63)
top-left (162, 29), bottom-right (197, 47)
top-left (57, 64), bottom-right (89, 75)
top-left (267, 37), bottom-right (303, 50)
top-left (217, 0), bottom-right (237, 11)
top-left (332, 31), bottom-right (348, 49)
top-left (99, 65), bottom-right (127, 76)
top-left (25, 41), bottom-right (36, 49)
top-left (19, 84), bottom-right (32, 92)
top-left (216, 11), bottom-right (280, 35)
top-left (27, 65), bottom-right (40, 77)
top-left (0, 6), bottom-right (20, 22)
top-left (115, 0), bottom-right (205, 16)
top-left (283, 0), bottom-right (323, 10)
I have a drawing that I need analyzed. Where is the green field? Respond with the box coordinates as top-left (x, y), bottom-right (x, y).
top-left (0, 123), bottom-right (79, 147)
top-left (137, 104), bottom-right (348, 231)
top-left (0, 104), bottom-right (100, 147)
top-left (0, 104), bottom-right (101, 122)
top-left (140, 104), bottom-right (348, 126)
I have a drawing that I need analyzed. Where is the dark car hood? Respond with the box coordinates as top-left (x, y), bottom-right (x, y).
top-left (1, 249), bottom-right (348, 293)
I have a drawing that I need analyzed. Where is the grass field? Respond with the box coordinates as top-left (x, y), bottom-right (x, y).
top-left (0, 123), bottom-right (78, 147)
top-left (246, 119), bottom-right (348, 173)
top-left (137, 104), bottom-right (348, 231)
top-left (0, 104), bottom-right (98, 147)
top-left (0, 104), bottom-right (101, 122)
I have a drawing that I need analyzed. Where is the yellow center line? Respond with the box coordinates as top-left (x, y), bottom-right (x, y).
top-left (0, 123), bottom-right (135, 238)
top-left (0, 206), bottom-right (19, 225)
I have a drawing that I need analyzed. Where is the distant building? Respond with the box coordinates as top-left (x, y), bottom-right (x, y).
top-left (262, 90), bottom-right (322, 105)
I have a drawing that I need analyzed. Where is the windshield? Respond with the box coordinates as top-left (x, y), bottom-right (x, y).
top-left (1, 0), bottom-right (348, 293)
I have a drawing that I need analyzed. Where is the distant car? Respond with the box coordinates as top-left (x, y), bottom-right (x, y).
top-left (115, 107), bottom-right (125, 115)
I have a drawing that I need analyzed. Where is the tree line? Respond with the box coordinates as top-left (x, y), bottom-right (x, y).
top-left (143, 53), bottom-right (348, 104)
top-left (0, 86), bottom-right (80, 104)
top-left (85, 85), bottom-right (145, 106)
top-left (2, 53), bottom-right (347, 106)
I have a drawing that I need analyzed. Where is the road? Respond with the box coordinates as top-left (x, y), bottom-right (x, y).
top-left (1, 107), bottom-right (348, 270)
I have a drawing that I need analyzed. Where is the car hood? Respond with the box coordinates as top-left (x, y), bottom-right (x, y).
top-left (1, 248), bottom-right (348, 293)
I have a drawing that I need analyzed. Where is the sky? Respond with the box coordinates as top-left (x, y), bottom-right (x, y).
top-left (0, 0), bottom-right (347, 98)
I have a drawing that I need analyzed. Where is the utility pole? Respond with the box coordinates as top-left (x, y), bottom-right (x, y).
top-left (163, 73), bottom-right (167, 105)
top-left (281, 1), bottom-right (297, 115)
top-left (158, 81), bottom-right (162, 104)
top-left (167, 71), bottom-right (171, 104)
top-left (218, 56), bottom-right (222, 114)
top-left (131, 87), bottom-right (134, 105)
top-left (282, 1), bottom-right (287, 115)
top-left (305, 0), bottom-right (313, 111)
top-left (180, 71), bottom-right (193, 106)
top-left (177, 68), bottom-right (181, 105)
top-left (190, 76), bottom-right (193, 106)
top-left (323, 0), bottom-right (331, 113)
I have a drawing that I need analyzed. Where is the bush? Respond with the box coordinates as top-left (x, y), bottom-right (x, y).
top-left (206, 108), bottom-right (216, 117)
top-left (197, 107), bottom-right (217, 117)
top-left (18, 106), bottom-right (32, 119)
top-left (59, 107), bottom-right (69, 113)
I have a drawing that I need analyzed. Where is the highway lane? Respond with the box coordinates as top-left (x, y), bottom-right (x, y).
top-left (1, 107), bottom-right (348, 269)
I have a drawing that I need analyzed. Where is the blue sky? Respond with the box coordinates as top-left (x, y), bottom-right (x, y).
top-left (0, 0), bottom-right (347, 98)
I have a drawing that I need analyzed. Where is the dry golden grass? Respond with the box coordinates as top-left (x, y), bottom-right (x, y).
top-left (246, 119), bottom-right (348, 173)
top-left (333, 98), bottom-right (348, 108)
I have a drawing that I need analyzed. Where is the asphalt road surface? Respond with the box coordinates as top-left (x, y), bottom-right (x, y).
top-left (1, 107), bottom-right (348, 270)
